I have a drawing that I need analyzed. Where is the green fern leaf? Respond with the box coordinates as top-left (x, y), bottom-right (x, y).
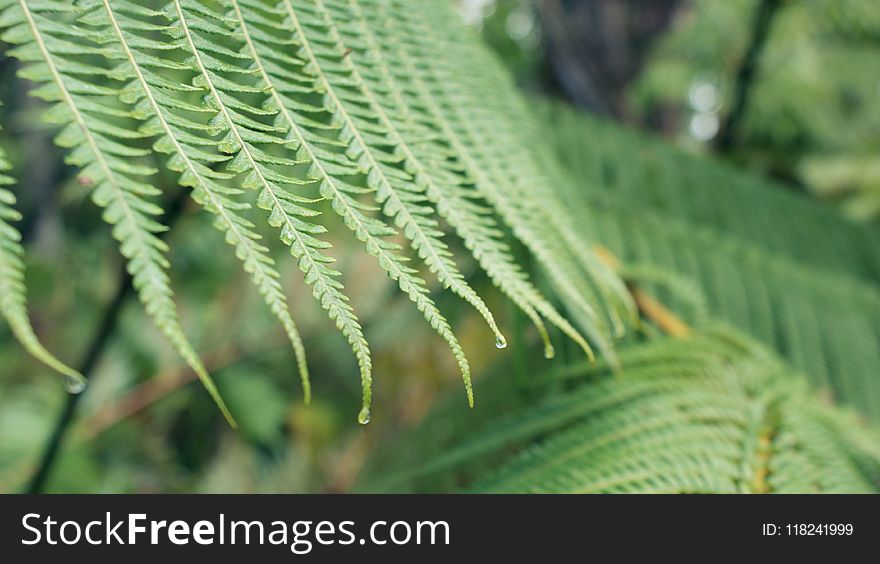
top-left (0, 121), bottom-right (83, 386)
top-left (230, 0), bottom-right (489, 408)
top-left (2, 0), bottom-right (235, 425)
top-left (362, 329), bottom-right (880, 493)
top-left (543, 104), bottom-right (880, 421)
top-left (0, 0), bottom-right (630, 422)
top-left (78, 0), bottom-right (313, 403)
top-left (323, 0), bottom-right (579, 361)
top-left (387, 0), bottom-right (635, 360)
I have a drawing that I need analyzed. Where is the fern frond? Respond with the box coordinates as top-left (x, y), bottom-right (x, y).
top-left (0, 0), bottom-right (628, 422)
top-left (0, 122), bottom-right (82, 386)
top-left (423, 0), bottom-right (637, 324)
top-left (228, 0), bottom-right (478, 411)
top-left (320, 0), bottom-right (582, 361)
top-left (1, 0), bottom-right (235, 424)
top-left (78, 0), bottom-right (313, 403)
top-left (363, 329), bottom-right (880, 493)
top-left (547, 107), bottom-right (880, 283)
top-left (163, 0), bottom-right (374, 418)
top-left (476, 335), bottom-right (879, 493)
top-left (296, 0), bottom-right (508, 351)
top-left (389, 0), bottom-right (638, 360)
top-left (541, 104), bottom-right (880, 421)
top-left (389, 2), bottom-right (604, 356)
top-left (599, 207), bottom-right (880, 420)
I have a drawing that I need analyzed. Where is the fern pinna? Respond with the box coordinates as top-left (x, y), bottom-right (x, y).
top-left (360, 329), bottom-right (880, 494)
top-left (543, 104), bottom-right (880, 423)
top-left (0, 0), bottom-right (621, 422)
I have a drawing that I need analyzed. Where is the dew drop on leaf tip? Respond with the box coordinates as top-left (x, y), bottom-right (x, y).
top-left (64, 375), bottom-right (86, 395)
top-left (358, 407), bottom-right (371, 425)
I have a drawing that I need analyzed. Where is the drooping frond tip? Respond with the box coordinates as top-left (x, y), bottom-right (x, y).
top-left (0, 0), bottom-right (629, 422)
top-left (0, 119), bottom-right (84, 388)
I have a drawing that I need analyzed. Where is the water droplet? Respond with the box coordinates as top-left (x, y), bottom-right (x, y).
top-left (544, 343), bottom-right (556, 360)
top-left (64, 375), bottom-right (86, 395)
top-left (495, 334), bottom-right (507, 349)
top-left (357, 407), bottom-right (371, 425)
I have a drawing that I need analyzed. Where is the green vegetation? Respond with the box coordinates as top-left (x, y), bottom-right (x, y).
top-left (0, 0), bottom-right (877, 493)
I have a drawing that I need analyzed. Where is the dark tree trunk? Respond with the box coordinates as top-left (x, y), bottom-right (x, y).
top-left (540, 0), bottom-right (684, 122)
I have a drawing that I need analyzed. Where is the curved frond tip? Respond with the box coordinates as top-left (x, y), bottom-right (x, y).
top-left (0, 125), bottom-right (83, 387)
top-left (0, 0), bottom-right (627, 422)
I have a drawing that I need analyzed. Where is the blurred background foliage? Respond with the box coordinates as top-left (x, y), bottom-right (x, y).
top-left (1, 0), bottom-right (879, 493)
top-left (472, 0), bottom-right (880, 219)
